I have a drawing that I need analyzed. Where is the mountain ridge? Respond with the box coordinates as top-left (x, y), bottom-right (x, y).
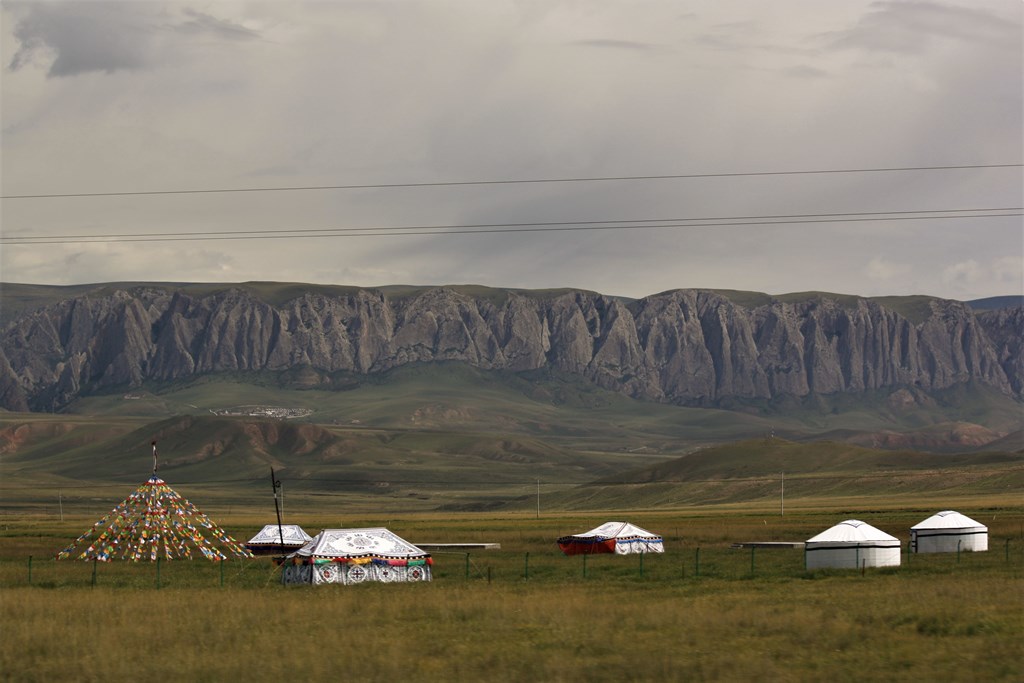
top-left (1, 281), bottom-right (1021, 414)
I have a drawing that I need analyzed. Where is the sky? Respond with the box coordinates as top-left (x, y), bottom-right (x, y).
top-left (1, 0), bottom-right (1021, 301)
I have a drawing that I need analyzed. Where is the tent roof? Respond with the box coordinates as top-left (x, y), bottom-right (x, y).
top-left (247, 524), bottom-right (312, 546)
top-left (563, 521), bottom-right (662, 541)
top-left (806, 519), bottom-right (899, 545)
top-left (290, 528), bottom-right (428, 560)
top-left (911, 510), bottom-right (987, 531)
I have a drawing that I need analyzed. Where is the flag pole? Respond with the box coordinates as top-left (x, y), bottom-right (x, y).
top-left (271, 468), bottom-right (285, 552)
top-left (151, 441), bottom-right (158, 476)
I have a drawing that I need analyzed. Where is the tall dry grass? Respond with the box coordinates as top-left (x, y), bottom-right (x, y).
top-left (2, 572), bottom-right (1021, 682)
top-left (2, 506), bottom-right (1022, 681)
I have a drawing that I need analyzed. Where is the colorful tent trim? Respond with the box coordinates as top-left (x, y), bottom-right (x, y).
top-left (558, 521), bottom-right (665, 555)
top-left (281, 528), bottom-right (432, 585)
top-left (56, 475), bottom-right (253, 562)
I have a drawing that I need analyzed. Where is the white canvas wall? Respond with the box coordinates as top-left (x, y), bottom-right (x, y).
top-left (805, 544), bottom-right (901, 569)
top-left (912, 529), bottom-right (988, 553)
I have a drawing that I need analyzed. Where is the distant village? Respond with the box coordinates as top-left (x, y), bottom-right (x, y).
top-left (209, 406), bottom-right (313, 419)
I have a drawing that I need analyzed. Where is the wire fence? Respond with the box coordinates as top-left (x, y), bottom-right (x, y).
top-left (8, 539), bottom-right (1021, 590)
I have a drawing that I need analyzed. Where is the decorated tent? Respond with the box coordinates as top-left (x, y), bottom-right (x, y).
top-left (281, 528), bottom-right (432, 585)
top-left (245, 524), bottom-right (313, 555)
top-left (56, 475), bottom-right (254, 562)
top-left (911, 511), bottom-right (988, 553)
top-left (557, 521), bottom-right (664, 555)
top-left (805, 519), bottom-right (900, 569)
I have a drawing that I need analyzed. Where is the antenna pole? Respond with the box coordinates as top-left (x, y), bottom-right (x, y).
top-left (271, 468), bottom-right (285, 551)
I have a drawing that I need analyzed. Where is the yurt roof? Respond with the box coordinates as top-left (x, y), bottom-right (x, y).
top-left (247, 524), bottom-right (313, 546)
top-left (290, 528), bottom-right (428, 560)
top-left (911, 510), bottom-right (987, 531)
top-left (563, 522), bottom-right (661, 541)
top-left (806, 519), bottom-right (899, 545)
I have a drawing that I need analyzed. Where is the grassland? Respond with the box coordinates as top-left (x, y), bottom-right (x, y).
top-left (1, 504), bottom-right (1022, 682)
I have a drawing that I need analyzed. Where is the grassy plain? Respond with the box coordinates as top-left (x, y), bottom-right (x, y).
top-left (2, 502), bottom-right (1022, 682)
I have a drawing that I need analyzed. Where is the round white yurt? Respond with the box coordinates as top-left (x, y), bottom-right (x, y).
top-left (805, 519), bottom-right (901, 569)
top-left (911, 511), bottom-right (988, 553)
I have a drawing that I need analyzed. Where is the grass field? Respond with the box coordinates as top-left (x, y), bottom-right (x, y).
top-left (2, 502), bottom-right (1022, 682)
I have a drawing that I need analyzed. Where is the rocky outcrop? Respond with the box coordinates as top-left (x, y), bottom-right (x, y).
top-left (0, 283), bottom-right (1019, 411)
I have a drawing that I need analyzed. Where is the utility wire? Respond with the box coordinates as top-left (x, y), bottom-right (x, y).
top-left (2, 162), bottom-right (1021, 200)
top-left (3, 206), bottom-right (1017, 242)
top-left (1, 467), bottom-right (1001, 490)
top-left (3, 209), bottom-right (1019, 245)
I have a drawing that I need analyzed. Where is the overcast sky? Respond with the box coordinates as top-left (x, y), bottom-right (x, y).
top-left (1, 0), bottom-right (1021, 301)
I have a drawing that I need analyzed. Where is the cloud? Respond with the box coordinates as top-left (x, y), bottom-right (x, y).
top-left (826, 1), bottom-right (1020, 54)
top-left (9, 1), bottom-right (156, 76)
top-left (865, 256), bottom-right (912, 282)
top-left (571, 39), bottom-right (659, 51)
top-left (175, 9), bottom-right (261, 41)
top-left (7, 1), bottom-right (262, 77)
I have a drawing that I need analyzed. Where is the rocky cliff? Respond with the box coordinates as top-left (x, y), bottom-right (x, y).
top-left (0, 283), bottom-right (1019, 412)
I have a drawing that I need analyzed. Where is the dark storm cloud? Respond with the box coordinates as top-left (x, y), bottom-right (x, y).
top-left (8, 1), bottom-right (155, 76)
top-left (7, 2), bottom-right (262, 78)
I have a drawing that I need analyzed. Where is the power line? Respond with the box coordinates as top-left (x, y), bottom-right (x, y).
top-left (2, 162), bottom-right (1021, 200)
top-left (3, 206), bottom-right (1016, 242)
top-left (0, 467), bottom-right (1001, 490)
top-left (3, 208), bottom-right (1019, 246)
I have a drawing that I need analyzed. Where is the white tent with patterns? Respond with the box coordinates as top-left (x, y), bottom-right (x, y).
top-left (804, 519), bottom-right (901, 569)
top-left (281, 528), bottom-right (432, 585)
top-left (557, 521), bottom-right (664, 555)
top-left (245, 524), bottom-right (313, 555)
top-left (911, 511), bottom-right (988, 553)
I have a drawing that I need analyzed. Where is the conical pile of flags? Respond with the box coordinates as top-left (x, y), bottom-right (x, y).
top-left (57, 443), bottom-right (253, 562)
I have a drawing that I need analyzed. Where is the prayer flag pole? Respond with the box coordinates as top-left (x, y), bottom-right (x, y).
top-left (271, 468), bottom-right (285, 552)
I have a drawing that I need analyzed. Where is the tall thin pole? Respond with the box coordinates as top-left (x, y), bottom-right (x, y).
top-left (781, 471), bottom-right (784, 516)
top-left (536, 479), bottom-right (540, 519)
top-left (151, 441), bottom-right (158, 475)
top-left (271, 468), bottom-right (285, 551)
top-left (58, 489), bottom-right (64, 522)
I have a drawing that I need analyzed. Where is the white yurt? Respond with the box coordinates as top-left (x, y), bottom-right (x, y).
top-left (911, 511), bottom-right (988, 553)
top-left (281, 528), bottom-right (432, 585)
top-left (805, 519), bottom-right (901, 569)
